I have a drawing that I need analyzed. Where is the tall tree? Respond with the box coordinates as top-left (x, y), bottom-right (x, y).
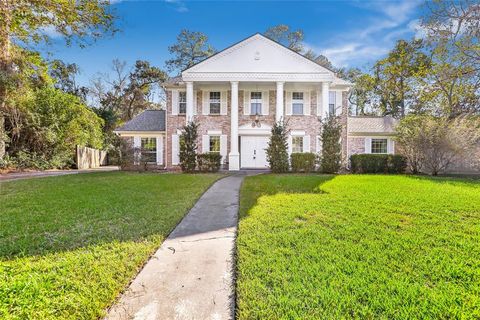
top-left (165, 30), bottom-right (216, 74)
top-left (421, 0), bottom-right (480, 117)
top-left (50, 60), bottom-right (88, 101)
top-left (0, 0), bottom-right (116, 159)
top-left (373, 39), bottom-right (430, 118)
top-left (339, 68), bottom-right (377, 116)
top-left (264, 24), bottom-right (304, 53)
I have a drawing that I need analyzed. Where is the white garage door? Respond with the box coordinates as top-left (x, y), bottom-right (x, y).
top-left (240, 136), bottom-right (269, 168)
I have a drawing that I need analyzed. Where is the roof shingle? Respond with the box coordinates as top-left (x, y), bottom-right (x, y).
top-left (115, 110), bottom-right (165, 132)
top-left (348, 116), bottom-right (398, 134)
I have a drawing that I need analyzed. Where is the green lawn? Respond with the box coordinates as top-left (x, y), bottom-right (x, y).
top-left (236, 174), bottom-right (480, 319)
top-left (0, 172), bottom-right (221, 319)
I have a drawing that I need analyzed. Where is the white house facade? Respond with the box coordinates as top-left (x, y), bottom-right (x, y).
top-left (115, 33), bottom-right (398, 170)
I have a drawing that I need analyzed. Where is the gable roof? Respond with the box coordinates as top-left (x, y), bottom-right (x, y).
top-left (348, 116), bottom-right (398, 135)
top-left (115, 110), bottom-right (165, 132)
top-left (181, 33), bottom-right (350, 85)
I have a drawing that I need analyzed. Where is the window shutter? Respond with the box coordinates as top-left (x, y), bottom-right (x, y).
top-left (316, 135), bottom-right (322, 154)
top-left (172, 134), bottom-right (179, 165)
top-left (286, 92), bottom-right (292, 115)
top-left (365, 138), bottom-right (372, 154)
top-left (220, 135), bottom-right (228, 161)
top-left (193, 90), bottom-right (198, 115)
top-left (388, 139), bottom-right (394, 154)
top-left (262, 91), bottom-right (269, 115)
top-left (303, 135), bottom-right (311, 152)
top-left (202, 135), bottom-right (209, 153)
top-left (244, 91), bottom-right (250, 115)
top-left (316, 91), bottom-right (321, 116)
top-left (202, 91), bottom-right (209, 115)
top-left (156, 136), bottom-right (163, 165)
top-left (336, 91), bottom-right (343, 116)
top-left (287, 135), bottom-right (292, 155)
top-left (304, 91), bottom-right (311, 115)
top-left (220, 91), bottom-right (228, 115)
top-left (171, 90), bottom-right (179, 115)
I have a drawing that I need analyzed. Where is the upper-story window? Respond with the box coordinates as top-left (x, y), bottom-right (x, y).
top-left (292, 92), bottom-right (304, 115)
top-left (371, 139), bottom-right (388, 154)
top-left (178, 91), bottom-right (187, 114)
top-left (329, 91), bottom-right (336, 115)
top-left (210, 92), bottom-right (221, 114)
top-left (292, 136), bottom-right (304, 153)
top-left (250, 92), bottom-right (262, 115)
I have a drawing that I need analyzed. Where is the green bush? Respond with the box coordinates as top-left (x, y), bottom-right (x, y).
top-left (290, 153), bottom-right (316, 173)
top-left (197, 152), bottom-right (222, 172)
top-left (320, 114), bottom-right (342, 173)
top-left (350, 154), bottom-right (407, 174)
top-left (266, 121), bottom-right (289, 173)
top-left (179, 121), bottom-right (199, 173)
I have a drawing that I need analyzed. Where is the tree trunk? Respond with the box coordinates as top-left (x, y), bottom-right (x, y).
top-left (0, 0), bottom-right (11, 159)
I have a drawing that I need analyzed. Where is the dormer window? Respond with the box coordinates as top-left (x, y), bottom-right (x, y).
top-left (210, 92), bottom-right (221, 114)
top-left (292, 92), bottom-right (304, 115)
top-left (250, 92), bottom-right (262, 115)
top-left (178, 91), bottom-right (187, 114)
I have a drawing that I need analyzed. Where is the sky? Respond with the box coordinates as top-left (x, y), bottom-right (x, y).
top-left (44, 0), bottom-right (426, 87)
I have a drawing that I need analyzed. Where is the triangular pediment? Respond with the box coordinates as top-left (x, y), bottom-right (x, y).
top-left (183, 33), bottom-right (333, 75)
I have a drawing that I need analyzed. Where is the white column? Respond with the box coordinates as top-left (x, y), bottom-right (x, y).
top-left (322, 81), bottom-right (330, 118)
top-left (186, 81), bottom-right (194, 123)
top-left (276, 81), bottom-right (284, 122)
top-left (229, 81), bottom-right (240, 171)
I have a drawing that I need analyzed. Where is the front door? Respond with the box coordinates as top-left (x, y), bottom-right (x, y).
top-left (240, 136), bottom-right (269, 168)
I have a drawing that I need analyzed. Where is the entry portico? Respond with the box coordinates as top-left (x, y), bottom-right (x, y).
top-left (179, 33), bottom-right (349, 170)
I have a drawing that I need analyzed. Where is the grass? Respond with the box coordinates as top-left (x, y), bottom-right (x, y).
top-left (0, 171), bottom-right (221, 319)
top-left (236, 174), bottom-right (480, 319)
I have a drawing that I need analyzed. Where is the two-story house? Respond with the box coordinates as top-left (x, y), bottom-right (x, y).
top-left (115, 33), bottom-right (398, 170)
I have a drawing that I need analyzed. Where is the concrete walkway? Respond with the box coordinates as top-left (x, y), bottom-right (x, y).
top-left (0, 166), bottom-right (119, 182)
top-left (105, 174), bottom-right (245, 320)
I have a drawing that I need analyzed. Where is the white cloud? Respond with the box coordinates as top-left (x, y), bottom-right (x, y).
top-left (40, 25), bottom-right (62, 38)
top-left (165, 0), bottom-right (188, 12)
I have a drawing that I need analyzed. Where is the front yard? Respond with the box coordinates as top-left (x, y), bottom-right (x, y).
top-left (236, 174), bottom-right (480, 319)
top-left (0, 172), bottom-right (221, 319)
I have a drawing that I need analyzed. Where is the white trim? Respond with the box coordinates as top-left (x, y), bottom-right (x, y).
top-left (156, 136), bottom-right (164, 165)
top-left (115, 131), bottom-right (165, 136)
top-left (172, 134), bottom-right (180, 165)
top-left (207, 130), bottom-right (222, 135)
top-left (290, 130), bottom-right (305, 136)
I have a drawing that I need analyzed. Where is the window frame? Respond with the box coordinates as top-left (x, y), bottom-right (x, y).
top-left (250, 91), bottom-right (262, 115)
top-left (291, 136), bottom-right (304, 153)
top-left (140, 137), bottom-right (157, 163)
top-left (292, 92), bottom-right (304, 115)
top-left (209, 91), bottom-right (221, 115)
top-left (178, 91), bottom-right (187, 115)
top-left (329, 91), bottom-right (336, 115)
top-left (209, 135), bottom-right (221, 153)
top-left (371, 138), bottom-right (388, 154)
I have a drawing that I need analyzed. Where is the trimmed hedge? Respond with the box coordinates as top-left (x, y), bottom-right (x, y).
top-left (350, 154), bottom-right (407, 174)
top-left (290, 152), bottom-right (316, 173)
top-left (197, 152), bottom-right (222, 172)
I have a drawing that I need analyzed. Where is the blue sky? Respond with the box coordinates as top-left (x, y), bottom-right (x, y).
top-left (45, 0), bottom-right (426, 86)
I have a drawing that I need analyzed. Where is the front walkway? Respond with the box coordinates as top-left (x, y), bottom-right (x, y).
top-left (105, 174), bottom-right (245, 320)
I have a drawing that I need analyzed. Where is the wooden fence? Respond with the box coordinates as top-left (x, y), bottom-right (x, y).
top-left (76, 146), bottom-right (107, 169)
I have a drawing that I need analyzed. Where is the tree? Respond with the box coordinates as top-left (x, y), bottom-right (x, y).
top-left (0, 0), bottom-right (116, 159)
top-left (179, 121), bottom-right (198, 172)
top-left (421, 0), bottom-right (480, 117)
top-left (264, 24), bottom-right (304, 53)
top-left (304, 50), bottom-right (335, 70)
top-left (266, 120), bottom-right (289, 173)
top-left (339, 68), bottom-right (377, 115)
top-left (373, 39), bottom-right (431, 118)
top-left (165, 30), bottom-right (216, 74)
top-left (50, 60), bottom-right (88, 101)
top-left (320, 115), bottom-right (342, 173)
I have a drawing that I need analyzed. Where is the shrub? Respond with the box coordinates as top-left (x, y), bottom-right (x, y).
top-left (350, 154), bottom-right (407, 174)
top-left (290, 153), bottom-right (316, 173)
top-left (320, 114), bottom-right (342, 173)
top-left (179, 121), bottom-right (199, 173)
top-left (266, 120), bottom-right (289, 173)
top-left (197, 152), bottom-right (222, 172)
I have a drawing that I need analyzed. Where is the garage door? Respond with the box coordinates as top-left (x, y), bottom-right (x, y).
top-left (240, 136), bottom-right (269, 168)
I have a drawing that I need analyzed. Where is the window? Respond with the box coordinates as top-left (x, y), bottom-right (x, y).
top-left (329, 91), bottom-right (336, 115)
top-left (250, 92), bottom-right (262, 115)
top-left (178, 91), bottom-right (186, 114)
top-left (209, 92), bottom-right (221, 114)
top-left (292, 92), bottom-right (304, 115)
top-left (141, 137), bottom-right (157, 163)
top-left (371, 139), bottom-right (388, 154)
top-left (209, 135), bottom-right (220, 153)
top-left (292, 136), bottom-right (303, 153)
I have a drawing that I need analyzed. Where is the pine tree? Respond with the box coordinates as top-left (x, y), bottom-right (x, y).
top-left (179, 121), bottom-right (198, 173)
top-left (320, 115), bottom-right (342, 173)
top-left (266, 120), bottom-right (289, 173)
